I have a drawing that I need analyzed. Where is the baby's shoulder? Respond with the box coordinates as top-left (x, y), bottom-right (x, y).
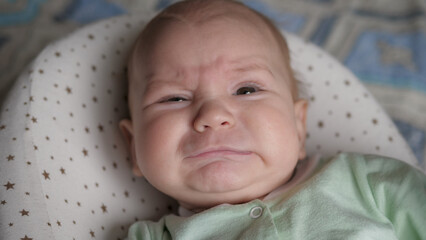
top-left (316, 152), bottom-right (425, 185)
top-left (324, 152), bottom-right (415, 170)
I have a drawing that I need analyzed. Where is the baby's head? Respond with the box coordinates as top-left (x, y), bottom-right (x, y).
top-left (120, 0), bottom-right (308, 210)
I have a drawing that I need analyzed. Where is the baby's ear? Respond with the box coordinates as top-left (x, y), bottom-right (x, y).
top-left (294, 99), bottom-right (308, 160)
top-left (119, 119), bottom-right (144, 177)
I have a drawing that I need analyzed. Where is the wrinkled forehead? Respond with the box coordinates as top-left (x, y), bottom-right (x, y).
top-left (136, 5), bottom-right (277, 58)
top-left (130, 5), bottom-right (290, 77)
top-left (142, 18), bottom-right (278, 68)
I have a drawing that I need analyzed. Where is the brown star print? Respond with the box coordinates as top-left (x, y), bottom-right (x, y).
top-left (101, 204), bottom-right (107, 213)
top-left (82, 148), bottom-right (89, 157)
top-left (0, 125), bottom-right (6, 130)
top-left (7, 155), bottom-right (15, 161)
top-left (4, 181), bottom-right (15, 190)
top-left (60, 167), bottom-right (66, 174)
top-left (66, 86), bottom-right (72, 94)
top-left (1, 200), bottom-right (6, 205)
top-left (20, 209), bottom-right (30, 216)
top-left (98, 124), bottom-right (104, 132)
top-left (90, 230), bottom-right (95, 238)
top-left (21, 235), bottom-right (32, 240)
top-left (42, 170), bottom-right (50, 180)
top-left (31, 116), bottom-right (37, 123)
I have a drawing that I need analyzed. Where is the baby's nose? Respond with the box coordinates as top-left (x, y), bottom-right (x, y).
top-left (193, 100), bottom-right (235, 132)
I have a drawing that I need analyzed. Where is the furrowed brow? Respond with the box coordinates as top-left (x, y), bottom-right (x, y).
top-left (144, 79), bottom-right (180, 94)
top-left (232, 62), bottom-right (275, 78)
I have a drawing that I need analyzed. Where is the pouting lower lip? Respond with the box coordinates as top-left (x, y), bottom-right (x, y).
top-left (188, 149), bottom-right (252, 158)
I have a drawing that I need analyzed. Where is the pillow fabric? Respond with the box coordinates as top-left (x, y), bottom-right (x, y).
top-left (0, 13), bottom-right (419, 240)
top-left (286, 32), bottom-right (417, 165)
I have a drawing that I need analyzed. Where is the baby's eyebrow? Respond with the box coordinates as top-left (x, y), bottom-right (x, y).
top-left (144, 79), bottom-right (182, 93)
top-left (231, 62), bottom-right (275, 78)
top-left (143, 67), bottom-right (189, 86)
top-left (143, 70), bottom-right (186, 91)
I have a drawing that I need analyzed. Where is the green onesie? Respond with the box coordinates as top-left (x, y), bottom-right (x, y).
top-left (127, 153), bottom-right (426, 239)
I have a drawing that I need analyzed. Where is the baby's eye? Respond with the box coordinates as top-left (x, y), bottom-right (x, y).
top-left (160, 96), bottom-right (188, 103)
top-left (235, 86), bottom-right (258, 95)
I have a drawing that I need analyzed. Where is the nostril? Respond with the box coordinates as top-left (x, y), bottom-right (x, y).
top-left (221, 121), bottom-right (229, 126)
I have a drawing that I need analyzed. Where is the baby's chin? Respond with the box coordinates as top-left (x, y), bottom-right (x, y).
top-left (175, 169), bottom-right (288, 210)
top-left (182, 154), bottom-right (267, 192)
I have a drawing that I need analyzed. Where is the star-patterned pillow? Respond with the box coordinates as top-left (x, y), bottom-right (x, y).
top-left (0, 13), bottom-right (419, 240)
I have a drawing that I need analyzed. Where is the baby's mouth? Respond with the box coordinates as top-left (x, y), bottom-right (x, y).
top-left (187, 147), bottom-right (252, 159)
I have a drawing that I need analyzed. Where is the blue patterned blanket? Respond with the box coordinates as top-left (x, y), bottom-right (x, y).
top-left (0, 0), bottom-right (425, 168)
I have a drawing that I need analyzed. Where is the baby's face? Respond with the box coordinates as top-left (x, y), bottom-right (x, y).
top-left (121, 14), bottom-right (307, 210)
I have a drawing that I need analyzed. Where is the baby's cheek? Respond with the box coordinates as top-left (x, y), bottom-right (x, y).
top-left (248, 103), bottom-right (299, 153)
top-left (137, 113), bottom-right (185, 167)
top-left (135, 113), bottom-right (189, 193)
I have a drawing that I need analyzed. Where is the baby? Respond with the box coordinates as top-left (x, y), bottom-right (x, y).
top-left (120, 0), bottom-right (426, 239)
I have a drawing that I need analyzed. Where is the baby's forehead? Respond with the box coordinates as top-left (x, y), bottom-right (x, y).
top-left (137, 20), bottom-right (284, 81)
top-left (133, 6), bottom-right (283, 70)
top-left (139, 1), bottom-right (277, 43)
top-left (136, 8), bottom-right (286, 67)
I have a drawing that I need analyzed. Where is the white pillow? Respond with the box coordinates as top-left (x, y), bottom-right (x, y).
top-left (0, 13), bottom-right (419, 240)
